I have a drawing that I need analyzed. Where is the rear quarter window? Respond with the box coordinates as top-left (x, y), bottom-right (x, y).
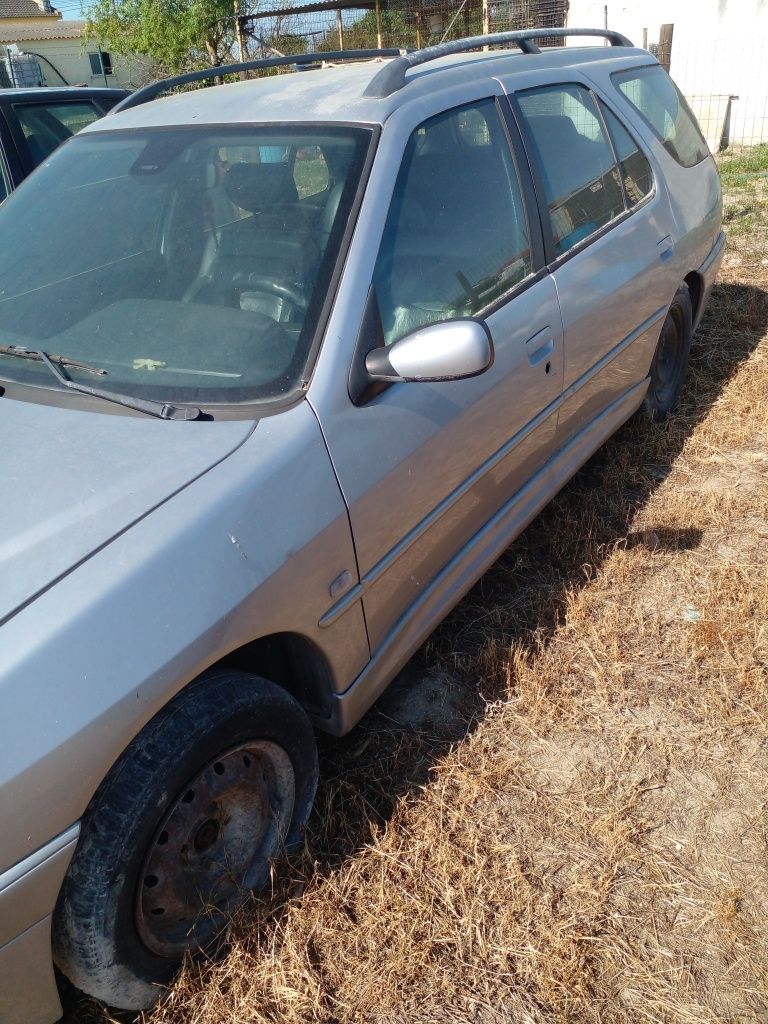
top-left (612, 64), bottom-right (708, 168)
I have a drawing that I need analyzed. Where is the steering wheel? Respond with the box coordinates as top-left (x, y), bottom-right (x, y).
top-left (235, 273), bottom-right (308, 311)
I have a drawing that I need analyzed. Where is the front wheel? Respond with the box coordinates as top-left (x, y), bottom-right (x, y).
top-left (642, 283), bottom-right (693, 422)
top-left (53, 671), bottom-right (318, 1011)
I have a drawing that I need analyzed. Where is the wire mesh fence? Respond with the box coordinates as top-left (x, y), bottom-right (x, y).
top-left (241, 0), bottom-right (567, 58)
top-left (669, 36), bottom-right (768, 155)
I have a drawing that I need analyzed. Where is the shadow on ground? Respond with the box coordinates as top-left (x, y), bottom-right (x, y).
top-left (60, 280), bottom-right (767, 1022)
top-left (305, 280), bottom-right (767, 868)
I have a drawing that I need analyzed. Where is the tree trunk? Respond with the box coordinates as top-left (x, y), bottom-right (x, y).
top-left (205, 39), bottom-right (223, 82)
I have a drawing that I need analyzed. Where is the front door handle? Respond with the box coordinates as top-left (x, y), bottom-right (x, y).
top-left (525, 327), bottom-right (554, 365)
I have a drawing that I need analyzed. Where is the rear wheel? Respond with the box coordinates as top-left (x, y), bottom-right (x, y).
top-left (643, 283), bottom-right (693, 422)
top-left (53, 671), bottom-right (318, 1011)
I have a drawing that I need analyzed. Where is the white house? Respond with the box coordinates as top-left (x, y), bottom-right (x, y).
top-left (0, 1), bottom-right (143, 89)
top-left (567, 0), bottom-right (768, 149)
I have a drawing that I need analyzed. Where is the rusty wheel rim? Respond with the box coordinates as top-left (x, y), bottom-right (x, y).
top-left (135, 740), bottom-right (295, 958)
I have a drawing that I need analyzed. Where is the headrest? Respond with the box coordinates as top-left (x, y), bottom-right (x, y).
top-left (525, 114), bottom-right (582, 150)
top-left (323, 144), bottom-right (354, 180)
top-left (418, 115), bottom-right (461, 155)
top-left (225, 161), bottom-right (298, 212)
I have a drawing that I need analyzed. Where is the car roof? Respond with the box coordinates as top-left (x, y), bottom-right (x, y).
top-left (85, 45), bottom-right (654, 133)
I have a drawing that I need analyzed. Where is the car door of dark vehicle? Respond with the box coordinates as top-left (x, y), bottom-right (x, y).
top-left (0, 142), bottom-right (11, 201)
top-left (7, 99), bottom-right (103, 176)
top-left (509, 79), bottom-right (678, 441)
top-left (312, 94), bottom-right (564, 655)
top-left (0, 106), bottom-right (23, 190)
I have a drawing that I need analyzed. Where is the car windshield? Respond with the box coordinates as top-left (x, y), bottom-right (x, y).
top-left (0, 124), bottom-right (371, 408)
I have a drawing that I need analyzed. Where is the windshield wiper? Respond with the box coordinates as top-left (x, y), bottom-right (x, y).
top-left (0, 344), bottom-right (107, 375)
top-left (0, 345), bottom-right (202, 420)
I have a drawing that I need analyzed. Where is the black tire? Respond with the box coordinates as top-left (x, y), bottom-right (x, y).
top-left (643, 283), bottom-right (693, 422)
top-left (52, 670), bottom-right (318, 1011)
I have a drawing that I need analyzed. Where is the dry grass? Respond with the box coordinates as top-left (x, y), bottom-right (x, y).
top-left (68, 162), bottom-right (768, 1024)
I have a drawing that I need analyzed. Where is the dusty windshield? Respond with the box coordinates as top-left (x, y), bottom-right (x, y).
top-left (0, 124), bottom-right (371, 407)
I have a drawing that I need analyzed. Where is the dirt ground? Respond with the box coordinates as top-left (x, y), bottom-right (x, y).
top-left (68, 155), bottom-right (768, 1024)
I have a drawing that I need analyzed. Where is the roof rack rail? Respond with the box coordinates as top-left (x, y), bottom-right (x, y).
top-left (363, 27), bottom-right (634, 99)
top-left (111, 47), bottom-right (407, 113)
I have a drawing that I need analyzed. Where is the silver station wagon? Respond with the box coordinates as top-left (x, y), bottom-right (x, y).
top-left (0, 28), bottom-right (723, 1024)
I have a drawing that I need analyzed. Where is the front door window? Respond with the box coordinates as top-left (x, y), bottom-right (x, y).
top-left (372, 98), bottom-right (532, 345)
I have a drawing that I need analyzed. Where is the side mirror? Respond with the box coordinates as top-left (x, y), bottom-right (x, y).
top-left (364, 319), bottom-right (493, 383)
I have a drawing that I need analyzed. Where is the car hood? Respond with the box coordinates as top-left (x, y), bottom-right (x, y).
top-left (0, 398), bottom-right (255, 624)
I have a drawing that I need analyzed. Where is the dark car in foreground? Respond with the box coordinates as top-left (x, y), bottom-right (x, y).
top-left (0, 86), bottom-right (129, 199)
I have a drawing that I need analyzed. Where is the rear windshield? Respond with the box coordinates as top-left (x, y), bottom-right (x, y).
top-left (0, 124), bottom-right (371, 408)
top-left (612, 64), bottom-right (708, 168)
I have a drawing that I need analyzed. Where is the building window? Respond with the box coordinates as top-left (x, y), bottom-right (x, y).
top-left (88, 51), bottom-right (113, 76)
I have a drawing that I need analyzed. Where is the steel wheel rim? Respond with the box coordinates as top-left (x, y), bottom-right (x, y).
top-left (135, 740), bottom-right (295, 958)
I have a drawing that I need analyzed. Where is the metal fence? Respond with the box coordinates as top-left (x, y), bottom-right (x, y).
top-left (668, 35), bottom-right (768, 154)
top-left (240, 0), bottom-right (567, 57)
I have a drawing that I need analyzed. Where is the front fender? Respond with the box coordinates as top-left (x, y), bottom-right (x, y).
top-left (0, 400), bottom-right (366, 878)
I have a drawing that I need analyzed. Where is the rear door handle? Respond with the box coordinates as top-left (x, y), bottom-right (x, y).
top-left (658, 235), bottom-right (675, 262)
top-left (525, 327), bottom-right (554, 365)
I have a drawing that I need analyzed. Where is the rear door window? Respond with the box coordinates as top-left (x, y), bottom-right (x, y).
top-left (516, 84), bottom-right (624, 258)
top-left (373, 98), bottom-right (532, 345)
top-left (13, 100), bottom-right (101, 167)
top-left (600, 103), bottom-right (653, 206)
top-left (612, 64), bottom-right (708, 168)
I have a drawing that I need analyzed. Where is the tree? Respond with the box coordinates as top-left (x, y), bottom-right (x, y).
top-left (85, 0), bottom-right (239, 74)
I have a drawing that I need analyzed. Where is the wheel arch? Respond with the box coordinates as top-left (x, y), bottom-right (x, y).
top-left (684, 269), bottom-right (704, 329)
top-left (212, 631), bottom-right (337, 727)
top-left (68, 631), bottom-right (337, 849)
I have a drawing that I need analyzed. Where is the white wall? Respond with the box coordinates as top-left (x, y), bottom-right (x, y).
top-left (567, 0), bottom-right (768, 147)
top-left (17, 38), bottom-right (143, 89)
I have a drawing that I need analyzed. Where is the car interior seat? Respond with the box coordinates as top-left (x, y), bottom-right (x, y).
top-left (187, 161), bottom-right (317, 320)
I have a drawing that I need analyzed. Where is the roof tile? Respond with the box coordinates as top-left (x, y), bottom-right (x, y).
top-left (0, 0), bottom-right (56, 17)
top-left (0, 17), bottom-right (84, 41)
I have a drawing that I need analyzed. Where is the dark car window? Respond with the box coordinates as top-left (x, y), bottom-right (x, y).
top-left (13, 100), bottom-right (102, 167)
top-left (600, 102), bottom-right (653, 207)
top-left (516, 84), bottom-right (625, 258)
top-left (0, 152), bottom-right (9, 202)
top-left (373, 98), bottom-right (532, 346)
top-left (612, 64), bottom-right (708, 168)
